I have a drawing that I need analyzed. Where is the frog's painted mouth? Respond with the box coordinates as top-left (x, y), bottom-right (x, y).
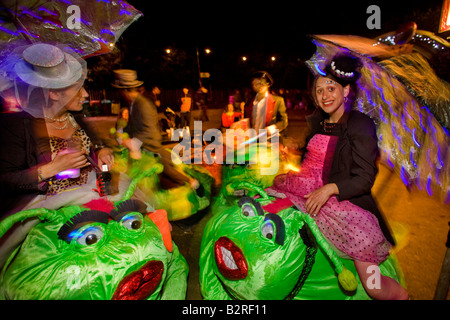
top-left (112, 260), bottom-right (164, 300)
top-left (214, 237), bottom-right (248, 280)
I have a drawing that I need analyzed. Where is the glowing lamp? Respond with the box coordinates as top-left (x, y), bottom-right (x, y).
top-left (55, 168), bottom-right (80, 179)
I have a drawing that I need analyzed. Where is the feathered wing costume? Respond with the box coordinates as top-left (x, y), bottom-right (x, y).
top-left (306, 31), bottom-right (450, 203)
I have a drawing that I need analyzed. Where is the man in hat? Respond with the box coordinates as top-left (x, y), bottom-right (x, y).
top-left (244, 71), bottom-right (288, 135)
top-left (112, 69), bottom-right (197, 188)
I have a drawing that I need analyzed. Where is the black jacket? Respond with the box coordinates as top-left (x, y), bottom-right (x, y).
top-left (305, 109), bottom-right (395, 245)
top-left (125, 94), bottom-right (162, 152)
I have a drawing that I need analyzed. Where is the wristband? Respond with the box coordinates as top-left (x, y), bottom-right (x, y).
top-left (37, 166), bottom-right (46, 182)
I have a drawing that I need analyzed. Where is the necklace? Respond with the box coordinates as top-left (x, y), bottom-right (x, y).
top-left (322, 120), bottom-right (338, 133)
top-left (44, 115), bottom-right (69, 122)
top-left (45, 113), bottom-right (77, 130)
top-left (46, 118), bottom-right (69, 130)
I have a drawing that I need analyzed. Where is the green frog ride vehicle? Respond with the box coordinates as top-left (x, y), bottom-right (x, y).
top-left (0, 166), bottom-right (188, 300)
top-left (200, 181), bottom-right (405, 300)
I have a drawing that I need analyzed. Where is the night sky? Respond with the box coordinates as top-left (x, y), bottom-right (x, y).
top-left (107, 0), bottom-right (445, 90)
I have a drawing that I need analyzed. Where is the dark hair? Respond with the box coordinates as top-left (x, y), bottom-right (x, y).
top-left (323, 52), bottom-right (362, 87)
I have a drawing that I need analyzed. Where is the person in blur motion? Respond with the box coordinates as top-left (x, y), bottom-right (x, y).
top-left (195, 86), bottom-right (209, 122)
top-left (179, 86), bottom-right (192, 130)
top-left (160, 107), bottom-right (181, 134)
top-left (0, 43), bottom-right (114, 217)
top-left (231, 89), bottom-right (244, 113)
top-left (112, 69), bottom-right (198, 189)
top-left (244, 71), bottom-right (288, 136)
top-left (145, 84), bottom-right (162, 109)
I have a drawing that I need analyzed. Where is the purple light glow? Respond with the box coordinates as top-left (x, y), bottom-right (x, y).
top-left (92, 37), bottom-right (108, 44)
top-left (312, 39), bottom-right (326, 48)
top-left (400, 166), bottom-right (410, 186)
top-left (100, 29), bottom-right (115, 36)
top-left (417, 112), bottom-right (427, 133)
top-left (80, 18), bottom-right (92, 26)
top-left (20, 9), bottom-right (42, 20)
top-left (386, 149), bottom-right (395, 168)
top-left (410, 148), bottom-right (417, 168)
top-left (314, 63), bottom-right (326, 76)
top-left (391, 122), bottom-right (405, 154)
top-left (55, 168), bottom-right (80, 179)
top-left (426, 174), bottom-right (433, 196)
top-left (61, 28), bottom-right (79, 36)
top-left (119, 9), bottom-right (132, 16)
top-left (401, 113), bottom-right (411, 133)
top-left (437, 148), bottom-right (444, 168)
top-left (38, 7), bottom-right (57, 16)
top-left (357, 99), bottom-right (364, 113)
top-left (415, 170), bottom-right (424, 191)
top-left (412, 128), bottom-right (421, 147)
top-left (0, 26), bottom-right (39, 38)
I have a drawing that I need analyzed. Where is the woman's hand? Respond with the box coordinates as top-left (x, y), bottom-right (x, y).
top-left (40, 151), bottom-right (89, 179)
top-left (97, 147), bottom-right (114, 169)
top-left (304, 183), bottom-right (339, 216)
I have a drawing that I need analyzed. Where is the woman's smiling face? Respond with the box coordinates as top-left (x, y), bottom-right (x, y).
top-left (314, 76), bottom-right (349, 119)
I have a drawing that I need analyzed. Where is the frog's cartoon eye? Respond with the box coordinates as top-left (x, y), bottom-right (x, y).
top-left (261, 220), bottom-right (275, 239)
top-left (241, 203), bottom-right (257, 217)
top-left (58, 210), bottom-right (109, 244)
top-left (69, 225), bottom-right (104, 246)
top-left (261, 213), bottom-right (285, 246)
top-left (120, 213), bottom-right (143, 231)
top-left (238, 197), bottom-right (264, 217)
top-left (109, 200), bottom-right (147, 231)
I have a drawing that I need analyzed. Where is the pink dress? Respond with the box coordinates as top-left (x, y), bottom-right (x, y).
top-left (268, 134), bottom-right (391, 263)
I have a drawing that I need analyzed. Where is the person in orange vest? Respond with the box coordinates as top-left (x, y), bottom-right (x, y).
top-left (180, 86), bottom-right (192, 130)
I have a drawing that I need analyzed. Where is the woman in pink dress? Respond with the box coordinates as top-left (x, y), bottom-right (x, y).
top-left (267, 53), bottom-right (408, 300)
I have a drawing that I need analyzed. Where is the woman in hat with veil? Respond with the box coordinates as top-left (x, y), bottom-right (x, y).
top-left (0, 43), bottom-right (117, 216)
